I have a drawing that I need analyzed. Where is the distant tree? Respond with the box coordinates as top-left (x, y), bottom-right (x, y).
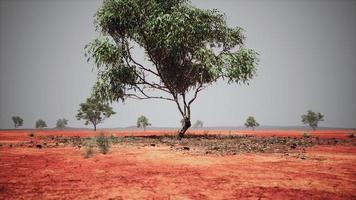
top-left (193, 120), bottom-right (203, 128)
top-left (76, 97), bottom-right (115, 131)
top-left (11, 116), bottom-right (23, 128)
top-left (244, 116), bottom-right (259, 130)
top-left (137, 115), bottom-right (151, 131)
top-left (301, 110), bottom-right (324, 130)
top-left (35, 119), bottom-right (47, 129)
top-left (86, 0), bottom-right (258, 138)
top-left (56, 118), bottom-right (68, 129)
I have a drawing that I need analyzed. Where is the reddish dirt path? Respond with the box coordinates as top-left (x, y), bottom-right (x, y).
top-left (1, 145), bottom-right (355, 199)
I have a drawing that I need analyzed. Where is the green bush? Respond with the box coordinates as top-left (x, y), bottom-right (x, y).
top-left (96, 133), bottom-right (110, 154)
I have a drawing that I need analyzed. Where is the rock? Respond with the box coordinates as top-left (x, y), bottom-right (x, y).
top-left (36, 144), bottom-right (42, 149)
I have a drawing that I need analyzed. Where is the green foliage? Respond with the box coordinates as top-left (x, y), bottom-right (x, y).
top-left (193, 120), bottom-right (203, 128)
top-left (76, 96), bottom-right (115, 131)
top-left (12, 116), bottom-right (23, 128)
top-left (137, 115), bottom-right (151, 131)
top-left (56, 118), bottom-right (68, 129)
top-left (244, 116), bottom-right (259, 130)
top-left (35, 119), bottom-right (47, 129)
top-left (301, 110), bottom-right (324, 130)
top-left (96, 133), bottom-right (110, 154)
top-left (86, 0), bottom-right (258, 137)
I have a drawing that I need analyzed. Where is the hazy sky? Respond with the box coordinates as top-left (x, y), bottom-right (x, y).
top-left (1, 0), bottom-right (355, 129)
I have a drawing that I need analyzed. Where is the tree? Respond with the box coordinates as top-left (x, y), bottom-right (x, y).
top-left (86, 0), bottom-right (258, 138)
top-left (193, 120), bottom-right (203, 128)
top-left (137, 115), bottom-right (151, 131)
top-left (76, 97), bottom-right (115, 131)
top-left (11, 116), bottom-right (23, 128)
top-left (245, 116), bottom-right (259, 130)
top-left (301, 110), bottom-right (324, 130)
top-left (35, 119), bottom-right (47, 129)
top-left (56, 118), bottom-right (68, 129)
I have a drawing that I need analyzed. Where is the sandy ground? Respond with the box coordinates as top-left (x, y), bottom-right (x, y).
top-left (0, 130), bottom-right (355, 200)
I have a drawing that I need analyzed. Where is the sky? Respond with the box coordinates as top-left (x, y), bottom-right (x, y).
top-left (0, 0), bottom-right (355, 129)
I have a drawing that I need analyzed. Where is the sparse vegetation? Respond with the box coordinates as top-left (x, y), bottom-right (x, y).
top-left (83, 139), bottom-right (95, 158)
top-left (76, 96), bottom-right (115, 131)
top-left (301, 110), bottom-right (324, 130)
top-left (37, 133), bottom-right (356, 156)
top-left (56, 118), bottom-right (68, 129)
top-left (347, 133), bottom-right (354, 138)
top-left (86, 0), bottom-right (258, 138)
top-left (35, 119), bottom-right (47, 129)
top-left (12, 116), bottom-right (23, 128)
top-left (137, 115), bottom-right (151, 131)
top-left (245, 116), bottom-right (259, 130)
top-left (96, 133), bottom-right (110, 154)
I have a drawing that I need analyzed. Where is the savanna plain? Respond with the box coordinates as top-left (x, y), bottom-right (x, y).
top-left (0, 129), bottom-right (355, 200)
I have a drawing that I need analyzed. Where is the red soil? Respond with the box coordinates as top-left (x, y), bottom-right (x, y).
top-left (0, 130), bottom-right (355, 199)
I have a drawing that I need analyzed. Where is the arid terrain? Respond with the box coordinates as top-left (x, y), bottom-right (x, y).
top-left (0, 129), bottom-right (355, 199)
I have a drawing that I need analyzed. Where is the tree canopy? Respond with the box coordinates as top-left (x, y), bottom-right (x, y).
top-left (301, 110), bottom-right (324, 130)
top-left (35, 119), bottom-right (47, 129)
top-left (76, 97), bottom-right (115, 131)
top-left (12, 116), bottom-right (23, 128)
top-left (137, 115), bottom-right (151, 131)
top-left (56, 118), bottom-right (68, 129)
top-left (86, 0), bottom-right (258, 137)
top-left (245, 116), bottom-right (259, 130)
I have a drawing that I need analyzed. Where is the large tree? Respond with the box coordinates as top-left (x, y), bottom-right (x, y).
top-left (86, 0), bottom-right (258, 138)
top-left (244, 116), bottom-right (259, 130)
top-left (301, 110), bottom-right (324, 130)
top-left (56, 118), bottom-right (68, 129)
top-left (76, 97), bottom-right (115, 131)
top-left (11, 116), bottom-right (23, 128)
top-left (137, 115), bottom-right (151, 131)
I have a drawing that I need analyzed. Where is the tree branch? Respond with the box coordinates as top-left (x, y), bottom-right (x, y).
top-left (188, 84), bottom-right (204, 106)
top-left (126, 93), bottom-right (175, 102)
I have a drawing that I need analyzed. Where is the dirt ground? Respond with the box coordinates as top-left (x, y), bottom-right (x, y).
top-left (0, 130), bottom-right (355, 200)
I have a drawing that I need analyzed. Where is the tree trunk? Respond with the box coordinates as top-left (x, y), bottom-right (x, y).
top-left (178, 117), bottom-right (191, 139)
top-left (94, 124), bottom-right (97, 131)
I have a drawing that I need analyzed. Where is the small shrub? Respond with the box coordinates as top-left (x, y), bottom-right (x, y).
top-left (83, 145), bottom-right (94, 158)
top-left (110, 134), bottom-right (118, 143)
top-left (347, 133), bottom-right (354, 138)
top-left (83, 138), bottom-right (95, 158)
top-left (303, 132), bottom-right (311, 138)
top-left (28, 132), bottom-right (35, 137)
top-left (96, 133), bottom-right (110, 154)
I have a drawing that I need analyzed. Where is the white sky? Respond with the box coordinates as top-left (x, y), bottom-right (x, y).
top-left (1, 0), bottom-right (355, 129)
